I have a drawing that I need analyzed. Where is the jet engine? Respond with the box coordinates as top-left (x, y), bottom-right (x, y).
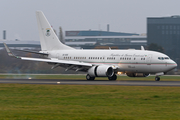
top-left (88, 65), bottom-right (114, 77)
top-left (126, 73), bottom-right (150, 77)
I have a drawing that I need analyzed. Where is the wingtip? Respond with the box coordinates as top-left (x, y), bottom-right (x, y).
top-left (141, 46), bottom-right (145, 50)
top-left (3, 43), bottom-right (16, 57)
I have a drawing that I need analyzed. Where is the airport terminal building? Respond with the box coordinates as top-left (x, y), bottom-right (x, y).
top-left (0, 30), bottom-right (147, 50)
top-left (65, 30), bottom-right (147, 49)
top-left (147, 16), bottom-right (180, 60)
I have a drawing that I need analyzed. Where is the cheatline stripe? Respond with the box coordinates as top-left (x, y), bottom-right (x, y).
top-left (83, 62), bottom-right (176, 65)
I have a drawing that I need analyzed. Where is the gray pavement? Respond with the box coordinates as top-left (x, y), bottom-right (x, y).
top-left (0, 79), bottom-right (180, 86)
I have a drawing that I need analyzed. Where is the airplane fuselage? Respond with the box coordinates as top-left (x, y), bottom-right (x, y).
top-left (47, 49), bottom-right (176, 74)
top-left (4, 11), bottom-right (177, 81)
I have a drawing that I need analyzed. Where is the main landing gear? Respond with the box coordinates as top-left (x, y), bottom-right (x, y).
top-left (86, 74), bottom-right (95, 80)
top-left (155, 76), bottom-right (160, 81)
top-left (108, 74), bottom-right (117, 81)
top-left (86, 74), bottom-right (117, 81)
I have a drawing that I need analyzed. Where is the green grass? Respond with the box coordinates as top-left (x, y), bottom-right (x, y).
top-left (0, 74), bottom-right (180, 81)
top-left (0, 84), bottom-right (180, 119)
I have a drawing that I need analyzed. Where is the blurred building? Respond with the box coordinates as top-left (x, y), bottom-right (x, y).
top-left (0, 40), bottom-right (40, 49)
top-left (0, 30), bottom-right (147, 50)
top-left (65, 30), bottom-right (147, 49)
top-left (147, 16), bottom-right (180, 60)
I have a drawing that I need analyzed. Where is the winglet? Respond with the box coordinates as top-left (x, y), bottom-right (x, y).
top-left (141, 46), bottom-right (145, 50)
top-left (3, 43), bottom-right (19, 58)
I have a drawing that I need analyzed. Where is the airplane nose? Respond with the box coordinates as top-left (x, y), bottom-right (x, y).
top-left (164, 60), bottom-right (177, 72)
top-left (171, 60), bottom-right (177, 69)
top-left (174, 62), bottom-right (177, 68)
top-left (166, 60), bottom-right (177, 72)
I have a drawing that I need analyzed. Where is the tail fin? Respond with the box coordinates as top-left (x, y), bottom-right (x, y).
top-left (36, 11), bottom-right (74, 51)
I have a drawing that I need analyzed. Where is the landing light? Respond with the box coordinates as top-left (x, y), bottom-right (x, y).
top-left (117, 72), bottom-right (123, 75)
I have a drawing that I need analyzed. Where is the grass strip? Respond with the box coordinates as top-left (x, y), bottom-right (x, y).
top-left (0, 84), bottom-right (180, 119)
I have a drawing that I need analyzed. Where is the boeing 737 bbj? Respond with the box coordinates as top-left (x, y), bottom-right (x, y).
top-left (4, 11), bottom-right (177, 81)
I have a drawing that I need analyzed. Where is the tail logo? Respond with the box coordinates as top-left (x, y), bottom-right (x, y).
top-left (45, 28), bottom-right (51, 37)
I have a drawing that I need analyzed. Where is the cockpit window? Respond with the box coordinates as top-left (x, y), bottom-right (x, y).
top-left (158, 57), bottom-right (169, 60)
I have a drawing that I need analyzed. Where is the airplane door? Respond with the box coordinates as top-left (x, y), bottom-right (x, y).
top-left (146, 54), bottom-right (152, 70)
top-left (56, 53), bottom-right (60, 59)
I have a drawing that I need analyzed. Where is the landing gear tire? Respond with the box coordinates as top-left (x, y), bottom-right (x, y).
top-left (86, 74), bottom-right (95, 80)
top-left (108, 74), bottom-right (117, 81)
top-left (155, 76), bottom-right (160, 81)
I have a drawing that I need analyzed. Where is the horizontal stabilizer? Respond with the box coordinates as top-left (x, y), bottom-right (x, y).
top-left (14, 49), bottom-right (48, 55)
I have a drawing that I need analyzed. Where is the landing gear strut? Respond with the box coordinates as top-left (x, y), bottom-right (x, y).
top-left (155, 72), bottom-right (164, 81)
top-left (155, 76), bottom-right (160, 81)
top-left (86, 74), bottom-right (95, 80)
top-left (108, 74), bottom-right (117, 81)
top-left (86, 74), bottom-right (117, 81)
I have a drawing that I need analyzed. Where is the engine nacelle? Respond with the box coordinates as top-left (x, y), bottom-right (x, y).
top-left (126, 73), bottom-right (150, 77)
top-left (88, 65), bottom-right (114, 77)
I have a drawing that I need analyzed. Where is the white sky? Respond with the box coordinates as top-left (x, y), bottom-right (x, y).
top-left (0, 0), bottom-right (180, 41)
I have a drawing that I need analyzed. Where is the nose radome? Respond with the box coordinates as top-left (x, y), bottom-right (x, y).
top-left (171, 60), bottom-right (177, 69)
top-left (174, 60), bottom-right (177, 66)
top-left (166, 60), bottom-right (177, 72)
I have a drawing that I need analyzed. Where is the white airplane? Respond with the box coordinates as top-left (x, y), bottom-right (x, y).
top-left (4, 11), bottom-right (177, 81)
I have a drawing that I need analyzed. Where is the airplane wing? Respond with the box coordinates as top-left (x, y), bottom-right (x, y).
top-left (3, 43), bottom-right (92, 71)
top-left (20, 57), bottom-right (92, 67)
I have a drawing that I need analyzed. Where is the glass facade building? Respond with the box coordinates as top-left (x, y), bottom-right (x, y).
top-left (65, 31), bottom-right (146, 49)
top-left (147, 16), bottom-right (180, 60)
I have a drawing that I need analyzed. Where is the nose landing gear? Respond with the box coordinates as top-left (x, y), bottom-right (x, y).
top-left (155, 72), bottom-right (164, 81)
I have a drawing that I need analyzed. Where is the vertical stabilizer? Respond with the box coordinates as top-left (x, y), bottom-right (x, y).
top-left (36, 11), bottom-right (74, 51)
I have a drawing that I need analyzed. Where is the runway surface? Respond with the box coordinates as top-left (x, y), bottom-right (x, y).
top-left (0, 79), bottom-right (180, 86)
